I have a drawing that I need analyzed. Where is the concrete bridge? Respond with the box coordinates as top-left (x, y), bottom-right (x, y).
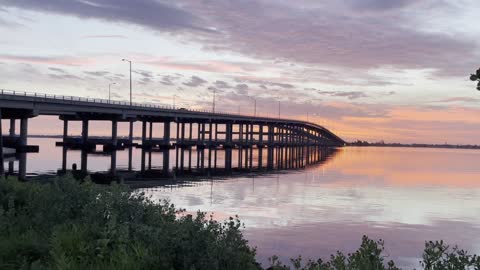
top-left (0, 90), bottom-right (345, 179)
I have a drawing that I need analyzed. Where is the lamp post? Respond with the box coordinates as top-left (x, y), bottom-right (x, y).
top-left (247, 96), bottom-right (256, 117)
top-left (108, 82), bottom-right (116, 102)
top-left (173, 94), bottom-right (177, 109)
top-left (121, 59), bottom-right (132, 105)
top-left (211, 88), bottom-right (216, 113)
top-left (469, 68), bottom-right (480, 91)
top-left (278, 100), bottom-right (281, 119)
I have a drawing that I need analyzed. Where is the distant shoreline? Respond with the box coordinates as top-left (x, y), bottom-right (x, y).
top-left (347, 142), bottom-right (480, 150)
top-left (27, 135), bottom-right (480, 150)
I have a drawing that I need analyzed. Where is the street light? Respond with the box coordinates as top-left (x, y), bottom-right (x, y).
top-left (173, 94), bottom-right (177, 109)
top-left (247, 96), bottom-right (256, 117)
top-left (121, 59), bottom-right (132, 105)
top-left (278, 100), bottom-right (281, 119)
top-left (210, 88), bottom-right (216, 113)
top-left (108, 82), bottom-right (116, 102)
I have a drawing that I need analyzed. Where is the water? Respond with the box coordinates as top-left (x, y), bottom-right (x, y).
top-left (8, 138), bottom-right (480, 268)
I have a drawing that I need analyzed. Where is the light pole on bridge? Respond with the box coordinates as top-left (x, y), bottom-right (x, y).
top-left (121, 59), bottom-right (133, 105)
top-left (247, 96), bottom-right (256, 117)
top-left (108, 82), bottom-right (116, 102)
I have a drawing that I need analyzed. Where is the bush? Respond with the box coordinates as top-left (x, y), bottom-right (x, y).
top-left (1, 176), bottom-right (479, 270)
top-left (0, 175), bottom-right (260, 270)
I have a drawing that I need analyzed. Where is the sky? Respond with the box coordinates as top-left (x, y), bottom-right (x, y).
top-left (0, 0), bottom-right (479, 144)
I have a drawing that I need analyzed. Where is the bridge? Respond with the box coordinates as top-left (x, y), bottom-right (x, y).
top-left (0, 90), bottom-right (345, 179)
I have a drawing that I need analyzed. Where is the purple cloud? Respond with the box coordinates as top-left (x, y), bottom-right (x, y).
top-left (1, 0), bottom-right (209, 32)
top-left (183, 76), bottom-right (207, 87)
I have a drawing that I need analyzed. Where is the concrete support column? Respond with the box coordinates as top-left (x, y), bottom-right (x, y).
top-left (201, 123), bottom-right (205, 169)
top-left (244, 124), bottom-right (249, 168)
top-left (9, 119), bottom-right (15, 136)
top-left (238, 124), bottom-right (243, 168)
top-left (188, 122), bottom-right (193, 170)
top-left (225, 122), bottom-right (233, 171)
top-left (214, 123), bottom-right (218, 169)
top-left (81, 119), bottom-right (88, 144)
top-left (0, 110), bottom-right (4, 176)
top-left (111, 120), bottom-right (118, 176)
top-left (267, 125), bottom-right (274, 169)
top-left (111, 120), bottom-right (118, 147)
top-left (249, 123), bottom-right (253, 169)
top-left (63, 119), bottom-right (68, 142)
top-left (141, 120), bottom-right (147, 174)
top-left (208, 122), bottom-right (212, 170)
top-left (196, 123), bottom-right (201, 169)
top-left (128, 121), bottom-right (133, 171)
top-left (258, 125), bottom-right (263, 168)
top-left (18, 118), bottom-right (28, 180)
top-left (7, 118), bottom-right (14, 175)
top-left (180, 122), bottom-right (185, 171)
top-left (163, 121), bottom-right (171, 173)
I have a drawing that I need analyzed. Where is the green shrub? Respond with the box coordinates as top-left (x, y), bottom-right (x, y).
top-left (0, 175), bottom-right (260, 270)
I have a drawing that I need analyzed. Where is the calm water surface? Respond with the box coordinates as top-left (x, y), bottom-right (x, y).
top-left (15, 138), bottom-right (480, 268)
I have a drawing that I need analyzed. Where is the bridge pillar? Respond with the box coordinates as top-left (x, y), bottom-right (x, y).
top-left (7, 118), bottom-right (15, 174)
top-left (63, 119), bottom-right (68, 142)
top-left (180, 122), bottom-right (185, 171)
top-left (188, 122), bottom-right (193, 170)
top-left (214, 123), bottom-right (218, 170)
top-left (249, 123), bottom-right (253, 169)
top-left (163, 121), bottom-right (171, 174)
top-left (17, 118), bottom-right (28, 180)
top-left (201, 123), bottom-right (205, 170)
top-left (0, 110), bottom-right (4, 176)
top-left (267, 124), bottom-right (274, 169)
top-left (110, 120), bottom-right (118, 176)
top-left (225, 122), bottom-right (233, 171)
top-left (141, 120), bottom-right (147, 174)
top-left (258, 124), bottom-right (263, 169)
top-left (208, 122), bottom-right (212, 170)
top-left (81, 119), bottom-right (88, 145)
top-left (127, 121), bottom-right (133, 171)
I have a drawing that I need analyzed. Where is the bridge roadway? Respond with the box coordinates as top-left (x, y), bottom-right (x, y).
top-left (0, 90), bottom-right (345, 179)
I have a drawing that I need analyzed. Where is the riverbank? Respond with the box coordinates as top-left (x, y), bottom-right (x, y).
top-left (1, 176), bottom-right (478, 269)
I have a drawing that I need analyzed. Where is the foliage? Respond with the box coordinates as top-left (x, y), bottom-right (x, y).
top-left (0, 175), bottom-right (260, 270)
top-left (0, 175), bottom-right (479, 270)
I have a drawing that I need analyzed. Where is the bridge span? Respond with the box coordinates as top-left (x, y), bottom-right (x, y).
top-left (0, 90), bottom-right (345, 179)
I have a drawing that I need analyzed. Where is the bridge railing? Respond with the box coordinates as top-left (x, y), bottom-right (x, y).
top-left (0, 89), bottom-right (291, 120)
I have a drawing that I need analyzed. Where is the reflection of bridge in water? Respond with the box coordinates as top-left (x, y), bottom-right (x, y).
top-left (59, 146), bottom-right (339, 186)
top-left (0, 90), bottom-right (345, 180)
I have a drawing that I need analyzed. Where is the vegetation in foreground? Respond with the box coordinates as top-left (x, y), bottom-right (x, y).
top-left (0, 176), bottom-right (479, 270)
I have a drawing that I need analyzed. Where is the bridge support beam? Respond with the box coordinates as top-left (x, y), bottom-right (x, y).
top-left (163, 121), bottom-right (170, 174)
top-left (225, 122), bottom-right (233, 171)
top-left (18, 118), bottom-right (28, 180)
top-left (110, 120), bottom-right (117, 176)
top-left (81, 119), bottom-right (88, 145)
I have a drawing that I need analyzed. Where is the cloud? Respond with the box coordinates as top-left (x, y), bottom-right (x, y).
top-left (435, 97), bottom-right (480, 103)
top-left (183, 76), bottom-right (207, 87)
top-left (1, 0), bottom-right (209, 32)
top-left (82, 35), bottom-right (127, 39)
top-left (183, 0), bottom-right (477, 76)
top-left (48, 67), bottom-right (66, 73)
top-left (84, 71), bottom-right (110, 77)
top-left (233, 83), bottom-right (249, 95)
top-left (213, 80), bottom-right (231, 89)
top-left (0, 54), bottom-right (92, 66)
